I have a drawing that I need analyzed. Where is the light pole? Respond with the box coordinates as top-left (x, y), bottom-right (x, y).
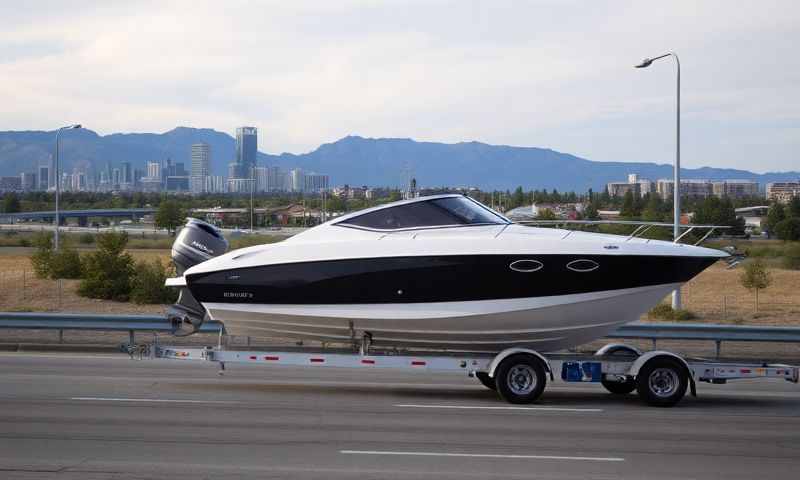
top-left (635, 52), bottom-right (681, 309)
top-left (53, 124), bottom-right (81, 251)
top-left (250, 164), bottom-right (255, 232)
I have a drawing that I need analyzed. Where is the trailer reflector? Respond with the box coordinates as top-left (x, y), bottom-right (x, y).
top-left (411, 361), bottom-right (426, 366)
top-left (310, 358), bottom-right (325, 363)
top-left (265, 356), bottom-right (279, 361)
top-left (361, 359), bottom-right (376, 365)
top-left (249, 356), bottom-right (257, 360)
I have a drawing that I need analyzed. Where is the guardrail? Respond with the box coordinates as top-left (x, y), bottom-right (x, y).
top-left (0, 312), bottom-right (224, 345)
top-left (0, 313), bottom-right (798, 357)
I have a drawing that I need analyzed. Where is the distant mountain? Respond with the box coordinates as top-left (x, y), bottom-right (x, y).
top-left (0, 127), bottom-right (797, 192)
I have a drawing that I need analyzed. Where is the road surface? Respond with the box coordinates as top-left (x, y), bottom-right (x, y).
top-left (0, 353), bottom-right (798, 479)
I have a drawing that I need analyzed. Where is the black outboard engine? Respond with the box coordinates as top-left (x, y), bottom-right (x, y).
top-left (167, 218), bottom-right (229, 336)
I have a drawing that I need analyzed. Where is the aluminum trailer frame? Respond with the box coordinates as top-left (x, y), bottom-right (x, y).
top-left (151, 341), bottom-right (799, 407)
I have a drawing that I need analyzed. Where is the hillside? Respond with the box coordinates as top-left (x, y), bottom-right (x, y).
top-left (1, 128), bottom-right (797, 191)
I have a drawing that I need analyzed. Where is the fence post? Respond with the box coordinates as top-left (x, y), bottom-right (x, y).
top-left (22, 270), bottom-right (26, 302)
top-left (129, 330), bottom-right (135, 346)
top-left (58, 329), bottom-right (64, 344)
top-left (722, 295), bottom-right (727, 321)
top-left (58, 279), bottom-right (62, 309)
top-left (715, 340), bottom-right (722, 359)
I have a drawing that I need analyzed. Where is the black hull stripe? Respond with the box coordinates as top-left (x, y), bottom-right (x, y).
top-left (187, 254), bottom-right (718, 305)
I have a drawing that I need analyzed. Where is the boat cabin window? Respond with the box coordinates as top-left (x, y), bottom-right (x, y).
top-left (338, 196), bottom-right (509, 230)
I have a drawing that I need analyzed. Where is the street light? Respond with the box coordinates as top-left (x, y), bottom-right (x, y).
top-left (635, 51), bottom-right (682, 309)
top-left (54, 124), bottom-right (81, 251)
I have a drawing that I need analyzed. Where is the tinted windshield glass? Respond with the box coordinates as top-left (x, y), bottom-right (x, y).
top-left (339, 196), bottom-right (508, 230)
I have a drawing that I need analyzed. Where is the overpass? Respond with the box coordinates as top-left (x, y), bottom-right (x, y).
top-left (0, 208), bottom-right (156, 226)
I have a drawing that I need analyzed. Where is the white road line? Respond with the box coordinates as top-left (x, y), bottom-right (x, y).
top-left (340, 450), bottom-right (624, 462)
top-left (395, 404), bottom-right (602, 412)
top-left (70, 397), bottom-right (237, 404)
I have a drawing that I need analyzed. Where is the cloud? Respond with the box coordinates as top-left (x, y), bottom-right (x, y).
top-left (0, 0), bottom-right (797, 172)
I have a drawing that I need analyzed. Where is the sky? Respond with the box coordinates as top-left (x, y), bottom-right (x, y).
top-left (1, 0), bottom-right (798, 172)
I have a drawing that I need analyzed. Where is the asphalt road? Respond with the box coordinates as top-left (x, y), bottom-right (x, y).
top-left (1, 353), bottom-right (799, 479)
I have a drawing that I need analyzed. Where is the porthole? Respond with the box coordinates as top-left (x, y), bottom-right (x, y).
top-left (509, 259), bottom-right (544, 273)
top-left (566, 259), bottom-right (599, 272)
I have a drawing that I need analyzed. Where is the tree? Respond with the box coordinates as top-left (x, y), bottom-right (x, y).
top-left (765, 203), bottom-right (786, 237)
top-left (584, 202), bottom-right (600, 220)
top-left (740, 259), bottom-right (772, 313)
top-left (2, 192), bottom-right (21, 213)
top-left (788, 197), bottom-right (800, 219)
top-left (641, 194), bottom-right (664, 222)
top-left (130, 259), bottom-right (178, 304)
top-left (79, 231), bottom-right (135, 301)
top-left (620, 191), bottom-right (640, 218)
top-left (774, 218), bottom-right (800, 241)
top-left (510, 186), bottom-right (525, 209)
top-left (155, 199), bottom-right (184, 234)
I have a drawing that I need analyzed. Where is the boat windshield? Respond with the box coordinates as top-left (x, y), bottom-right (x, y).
top-left (337, 196), bottom-right (509, 231)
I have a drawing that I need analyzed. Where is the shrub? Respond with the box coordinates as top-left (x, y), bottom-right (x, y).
top-left (647, 303), bottom-right (695, 321)
top-left (739, 259), bottom-right (772, 312)
top-left (49, 247), bottom-right (83, 279)
top-left (78, 231), bottom-right (134, 301)
top-left (782, 243), bottom-right (800, 270)
top-left (130, 259), bottom-right (178, 304)
top-left (30, 232), bottom-right (54, 278)
top-left (78, 232), bottom-right (95, 244)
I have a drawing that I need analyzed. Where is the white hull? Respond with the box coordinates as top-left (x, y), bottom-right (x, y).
top-left (203, 283), bottom-right (678, 352)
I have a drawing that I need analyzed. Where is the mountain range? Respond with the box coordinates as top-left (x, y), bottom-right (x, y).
top-left (0, 127), bottom-right (797, 192)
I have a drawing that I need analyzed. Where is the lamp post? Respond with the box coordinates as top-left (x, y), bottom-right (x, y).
top-left (635, 52), bottom-right (681, 309)
top-left (53, 124), bottom-right (81, 251)
top-left (250, 164), bottom-right (255, 232)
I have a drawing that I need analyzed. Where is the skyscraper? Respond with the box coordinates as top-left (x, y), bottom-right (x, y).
top-left (38, 166), bottom-right (49, 190)
top-left (121, 162), bottom-right (132, 185)
top-left (235, 127), bottom-right (257, 179)
top-left (190, 143), bottom-right (210, 194)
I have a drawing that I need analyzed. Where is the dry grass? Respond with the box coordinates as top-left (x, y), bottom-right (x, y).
top-left (645, 261), bottom-right (800, 326)
top-left (0, 249), bottom-right (170, 314)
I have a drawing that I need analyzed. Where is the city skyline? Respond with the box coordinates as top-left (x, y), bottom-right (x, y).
top-left (0, 2), bottom-right (797, 173)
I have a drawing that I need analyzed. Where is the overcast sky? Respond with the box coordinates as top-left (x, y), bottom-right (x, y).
top-left (1, 1), bottom-right (797, 172)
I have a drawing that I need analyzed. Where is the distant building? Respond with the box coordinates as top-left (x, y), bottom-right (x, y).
top-left (147, 161), bottom-right (161, 179)
top-left (191, 143), bottom-right (211, 194)
top-left (165, 176), bottom-right (190, 192)
top-left (120, 162), bottom-right (132, 186)
top-left (20, 172), bottom-right (37, 192)
top-left (289, 168), bottom-right (304, 192)
top-left (234, 127), bottom-right (257, 179)
top-left (38, 166), bottom-right (49, 191)
top-left (304, 173), bottom-right (329, 193)
top-left (607, 173), bottom-right (654, 198)
top-left (712, 180), bottom-right (759, 199)
top-left (205, 175), bottom-right (225, 194)
top-left (766, 181), bottom-right (800, 204)
top-left (656, 179), bottom-right (713, 199)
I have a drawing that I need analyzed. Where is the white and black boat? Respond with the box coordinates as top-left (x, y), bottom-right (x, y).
top-left (166, 194), bottom-right (726, 352)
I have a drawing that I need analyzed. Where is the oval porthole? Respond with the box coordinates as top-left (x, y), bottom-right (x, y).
top-left (509, 259), bottom-right (544, 273)
top-left (566, 259), bottom-right (599, 273)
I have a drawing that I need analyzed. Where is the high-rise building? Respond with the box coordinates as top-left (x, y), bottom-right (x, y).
top-left (255, 166), bottom-right (268, 192)
top-left (191, 143), bottom-right (211, 194)
top-left (121, 162), bottom-right (132, 185)
top-left (112, 168), bottom-right (121, 186)
top-left (235, 127), bottom-right (257, 179)
top-left (289, 168), bottom-right (305, 192)
top-left (20, 172), bottom-right (37, 192)
top-left (147, 161), bottom-right (161, 179)
top-left (38, 166), bottom-right (49, 191)
top-left (304, 173), bottom-right (330, 192)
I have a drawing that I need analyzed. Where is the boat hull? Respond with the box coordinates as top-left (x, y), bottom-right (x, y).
top-left (203, 283), bottom-right (679, 352)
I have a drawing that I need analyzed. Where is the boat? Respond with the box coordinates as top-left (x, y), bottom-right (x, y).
top-left (166, 194), bottom-right (726, 353)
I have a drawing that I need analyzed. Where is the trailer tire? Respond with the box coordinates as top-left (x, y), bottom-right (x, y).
top-left (475, 372), bottom-right (497, 391)
top-left (601, 377), bottom-right (636, 395)
top-left (495, 354), bottom-right (547, 404)
top-left (636, 358), bottom-right (688, 407)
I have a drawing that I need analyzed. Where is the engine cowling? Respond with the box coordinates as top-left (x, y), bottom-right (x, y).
top-left (167, 218), bottom-right (229, 336)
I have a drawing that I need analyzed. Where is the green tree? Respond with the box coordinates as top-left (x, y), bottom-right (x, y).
top-left (788, 197), bottom-right (800, 219)
top-left (155, 199), bottom-right (184, 234)
top-left (29, 231), bottom-right (82, 279)
top-left (583, 203), bottom-right (600, 220)
top-left (765, 203), bottom-right (786, 236)
top-left (641, 194), bottom-right (664, 222)
top-left (510, 186), bottom-right (525, 209)
top-left (620, 191), bottom-right (640, 218)
top-left (774, 218), bottom-right (800, 241)
top-left (2, 192), bottom-right (21, 213)
top-left (78, 231), bottom-right (135, 301)
top-left (739, 259), bottom-right (772, 313)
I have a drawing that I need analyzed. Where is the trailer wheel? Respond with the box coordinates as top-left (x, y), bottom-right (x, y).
top-left (475, 372), bottom-right (497, 391)
top-left (636, 358), bottom-right (688, 407)
top-left (601, 377), bottom-right (636, 395)
top-left (495, 354), bottom-right (547, 404)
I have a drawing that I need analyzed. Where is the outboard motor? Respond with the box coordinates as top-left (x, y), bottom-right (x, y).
top-left (167, 218), bottom-right (229, 336)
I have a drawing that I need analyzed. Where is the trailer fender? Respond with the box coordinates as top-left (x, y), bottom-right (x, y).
top-left (629, 351), bottom-right (697, 397)
top-left (487, 348), bottom-right (553, 381)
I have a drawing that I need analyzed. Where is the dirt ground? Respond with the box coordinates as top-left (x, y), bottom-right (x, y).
top-left (1, 250), bottom-right (799, 325)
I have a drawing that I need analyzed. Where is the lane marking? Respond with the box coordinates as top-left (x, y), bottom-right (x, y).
top-left (341, 450), bottom-right (624, 462)
top-left (395, 404), bottom-right (602, 412)
top-left (70, 397), bottom-right (237, 404)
